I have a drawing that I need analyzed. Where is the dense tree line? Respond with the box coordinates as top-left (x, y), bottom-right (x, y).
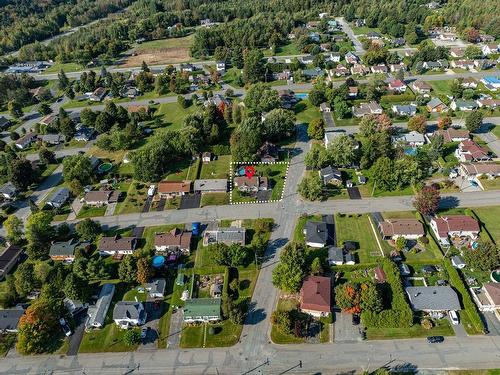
top-left (0, 0), bottom-right (133, 55)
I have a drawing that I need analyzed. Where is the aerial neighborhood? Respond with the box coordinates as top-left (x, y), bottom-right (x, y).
top-left (0, 0), bottom-right (499, 373)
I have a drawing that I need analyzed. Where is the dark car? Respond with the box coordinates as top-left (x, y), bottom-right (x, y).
top-left (427, 336), bottom-right (444, 343)
top-left (352, 314), bottom-right (360, 325)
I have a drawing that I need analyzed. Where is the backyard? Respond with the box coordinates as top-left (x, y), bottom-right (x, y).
top-left (335, 214), bottom-right (382, 263)
top-left (199, 155), bottom-right (231, 179)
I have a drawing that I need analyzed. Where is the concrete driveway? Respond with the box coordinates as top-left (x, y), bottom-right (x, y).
top-left (105, 202), bottom-right (117, 216)
top-left (334, 311), bottom-right (361, 342)
top-left (454, 176), bottom-right (482, 192)
top-left (167, 309), bottom-right (184, 349)
top-left (484, 312), bottom-right (500, 336)
top-left (67, 311), bottom-right (87, 356)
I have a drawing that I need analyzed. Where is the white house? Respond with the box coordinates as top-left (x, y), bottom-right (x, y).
top-left (216, 61), bottom-right (226, 72)
top-left (430, 215), bottom-right (480, 245)
top-left (113, 301), bottom-right (146, 329)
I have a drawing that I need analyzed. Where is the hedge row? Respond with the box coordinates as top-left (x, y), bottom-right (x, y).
top-left (380, 92), bottom-right (416, 104)
top-left (443, 260), bottom-right (485, 333)
top-left (361, 259), bottom-right (413, 328)
top-left (221, 267), bottom-right (231, 319)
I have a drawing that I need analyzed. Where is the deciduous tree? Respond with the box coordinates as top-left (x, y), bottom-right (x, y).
top-left (413, 185), bottom-right (440, 215)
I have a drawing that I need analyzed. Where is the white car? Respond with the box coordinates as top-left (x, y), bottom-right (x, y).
top-left (449, 310), bottom-right (459, 325)
top-left (147, 185), bottom-right (156, 197)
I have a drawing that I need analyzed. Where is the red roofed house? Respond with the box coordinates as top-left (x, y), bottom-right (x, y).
top-left (455, 140), bottom-right (490, 162)
top-left (472, 283), bottom-right (500, 311)
top-left (378, 219), bottom-right (425, 240)
top-left (299, 276), bottom-right (331, 317)
top-left (157, 181), bottom-right (191, 199)
top-left (388, 79), bottom-right (406, 93)
top-left (431, 128), bottom-right (469, 143)
top-left (430, 215), bottom-right (480, 245)
top-left (154, 228), bottom-right (192, 254)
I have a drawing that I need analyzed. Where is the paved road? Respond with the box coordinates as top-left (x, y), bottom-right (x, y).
top-left (336, 17), bottom-right (364, 54)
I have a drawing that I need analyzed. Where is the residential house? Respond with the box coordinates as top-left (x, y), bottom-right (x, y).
top-left (324, 130), bottom-right (347, 147)
top-left (15, 132), bottom-right (37, 149)
top-left (38, 133), bottom-right (66, 145)
top-left (180, 63), bottom-right (195, 72)
top-left (378, 219), bottom-right (425, 240)
top-left (391, 131), bottom-right (426, 147)
top-left (472, 282), bottom-right (500, 312)
top-left (300, 276), bottom-right (331, 317)
top-left (74, 127), bottom-right (95, 142)
top-left (392, 37), bottom-right (406, 47)
top-left (326, 52), bottom-right (341, 62)
top-left (303, 67), bottom-right (324, 79)
top-left (319, 166), bottom-right (342, 185)
top-left (89, 87), bottom-right (107, 102)
top-left (392, 104), bottom-right (417, 117)
top-left (113, 301), bottom-right (146, 328)
top-left (333, 64), bottom-right (349, 77)
top-left (154, 228), bottom-right (192, 254)
top-left (451, 60), bottom-right (475, 70)
top-left (278, 89), bottom-right (298, 109)
top-left (345, 52), bottom-right (359, 65)
top-left (455, 140), bottom-right (490, 162)
top-left (46, 187), bottom-right (70, 208)
top-left (367, 32), bottom-right (382, 40)
top-left (216, 61), bottom-right (226, 72)
top-left (459, 162), bottom-right (500, 179)
top-left (309, 32), bottom-right (320, 42)
top-left (193, 179), bottom-right (227, 194)
top-left (388, 79), bottom-right (406, 93)
top-left (83, 190), bottom-right (120, 206)
top-left (202, 225), bottom-right (246, 246)
top-left (85, 283), bottom-right (115, 330)
top-left (350, 64), bottom-right (370, 76)
top-left (481, 44), bottom-right (499, 56)
top-left (99, 236), bottom-right (138, 256)
top-left (430, 128), bottom-right (469, 143)
top-left (0, 116), bottom-right (10, 129)
top-left (474, 59), bottom-right (494, 70)
top-left (300, 55), bottom-right (315, 65)
top-left (480, 34), bottom-right (495, 43)
top-left (49, 239), bottom-right (79, 262)
top-left (477, 99), bottom-right (500, 109)
top-left (304, 221), bottom-right (328, 248)
top-left (389, 62), bottom-right (406, 72)
top-left (461, 77), bottom-right (478, 89)
top-left (405, 286), bottom-right (461, 312)
top-left (257, 141), bottom-right (281, 162)
top-left (120, 86), bottom-right (140, 98)
top-left (352, 101), bottom-right (383, 117)
top-left (204, 94), bottom-right (230, 109)
top-left (233, 176), bottom-right (268, 193)
top-left (328, 247), bottom-right (344, 265)
top-left (0, 307), bottom-right (25, 333)
top-left (273, 70), bottom-right (292, 81)
top-left (0, 245), bottom-right (23, 280)
top-left (332, 35), bottom-right (347, 43)
top-left (430, 215), bottom-right (480, 245)
top-left (157, 181), bottom-right (191, 199)
top-left (200, 18), bottom-right (214, 27)
top-left (145, 279), bottom-right (166, 298)
top-left (354, 19), bottom-right (366, 27)
top-left (371, 64), bottom-right (388, 74)
top-left (481, 76), bottom-right (500, 91)
top-left (320, 102), bottom-right (331, 112)
top-left (306, 21), bottom-right (319, 29)
top-left (412, 81), bottom-right (432, 95)
top-left (0, 182), bottom-right (18, 200)
top-left (426, 97), bottom-right (448, 113)
top-left (371, 39), bottom-right (385, 48)
top-left (423, 61), bottom-right (443, 71)
top-left (183, 298), bottom-right (221, 323)
top-left (374, 266), bottom-right (387, 283)
top-left (450, 99), bottom-right (478, 111)
top-left (450, 48), bottom-right (466, 58)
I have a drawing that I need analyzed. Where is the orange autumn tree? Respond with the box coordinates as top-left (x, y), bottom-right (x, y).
top-left (334, 282), bottom-right (362, 313)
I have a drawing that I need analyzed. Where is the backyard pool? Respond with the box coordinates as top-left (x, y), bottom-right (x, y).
top-left (98, 162), bottom-right (113, 173)
top-left (404, 147), bottom-right (418, 156)
top-left (296, 93), bottom-right (309, 100)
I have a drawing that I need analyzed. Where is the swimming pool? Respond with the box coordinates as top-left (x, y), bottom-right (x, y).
top-left (404, 147), bottom-right (418, 156)
top-left (296, 93), bottom-right (309, 100)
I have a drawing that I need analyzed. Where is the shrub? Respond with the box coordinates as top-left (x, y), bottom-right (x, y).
top-left (418, 236), bottom-right (429, 245)
top-left (421, 318), bottom-right (434, 330)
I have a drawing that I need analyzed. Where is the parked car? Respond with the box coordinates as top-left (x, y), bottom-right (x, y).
top-left (141, 326), bottom-right (148, 339)
top-left (449, 310), bottom-right (459, 325)
top-left (59, 318), bottom-right (72, 337)
top-left (422, 265), bottom-right (437, 274)
top-left (427, 336), bottom-right (444, 343)
top-left (352, 314), bottom-right (360, 325)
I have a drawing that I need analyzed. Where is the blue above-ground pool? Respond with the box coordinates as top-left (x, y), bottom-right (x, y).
top-left (296, 93), bottom-right (309, 100)
top-left (237, 167), bottom-right (246, 176)
top-left (404, 147), bottom-right (418, 156)
top-left (152, 255), bottom-right (165, 268)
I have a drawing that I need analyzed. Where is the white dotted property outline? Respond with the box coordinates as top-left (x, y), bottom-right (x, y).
top-left (229, 160), bottom-right (290, 205)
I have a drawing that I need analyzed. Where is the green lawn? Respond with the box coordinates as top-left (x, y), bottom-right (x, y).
top-left (366, 318), bottom-right (454, 340)
top-left (294, 100), bottom-right (321, 125)
top-left (76, 205), bottom-right (106, 219)
top-left (154, 102), bottom-right (197, 131)
top-left (335, 214), bottom-right (383, 263)
top-left (43, 62), bottom-right (84, 74)
top-left (351, 26), bottom-right (381, 35)
top-left (273, 42), bottom-right (302, 56)
top-left (222, 68), bottom-right (244, 88)
top-left (200, 192), bottom-right (229, 207)
top-left (115, 181), bottom-right (148, 215)
top-left (428, 80), bottom-right (453, 98)
top-left (492, 126), bottom-right (500, 139)
top-left (134, 34), bottom-right (194, 52)
top-left (164, 158), bottom-right (200, 181)
top-left (481, 177), bottom-right (500, 191)
top-left (270, 298), bottom-right (305, 344)
top-left (199, 155), bottom-right (231, 179)
top-left (231, 163), bottom-right (288, 203)
top-left (474, 206), bottom-right (500, 244)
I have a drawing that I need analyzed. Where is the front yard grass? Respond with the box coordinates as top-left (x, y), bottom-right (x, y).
top-left (480, 177), bottom-right (500, 191)
top-left (231, 163), bottom-right (288, 203)
top-left (492, 126), bottom-right (500, 139)
top-left (76, 205), bottom-right (106, 219)
top-left (366, 318), bottom-right (454, 340)
top-left (199, 155), bottom-right (231, 179)
top-left (115, 181), bottom-right (148, 215)
top-left (294, 100), bottom-right (321, 125)
top-left (335, 213), bottom-right (383, 263)
top-left (473, 206), bottom-right (500, 244)
top-left (200, 192), bottom-right (229, 207)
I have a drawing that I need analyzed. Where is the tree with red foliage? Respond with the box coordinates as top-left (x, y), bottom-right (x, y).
top-left (408, 115), bottom-right (427, 134)
top-left (437, 116), bottom-right (452, 130)
top-left (464, 27), bottom-right (480, 43)
top-left (413, 185), bottom-right (441, 215)
top-left (334, 282), bottom-right (361, 313)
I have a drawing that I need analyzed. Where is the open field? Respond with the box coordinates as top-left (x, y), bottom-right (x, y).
top-left (123, 35), bottom-right (194, 67)
top-left (43, 62), bottom-right (85, 74)
top-left (154, 102), bottom-right (197, 131)
top-left (335, 214), bottom-right (382, 263)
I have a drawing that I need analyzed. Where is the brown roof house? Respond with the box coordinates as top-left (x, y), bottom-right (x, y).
top-left (99, 236), bottom-right (138, 256)
top-left (431, 128), bottom-right (469, 143)
top-left (378, 219), bottom-right (425, 240)
top-left (459, 163), bottom-right (500, 179)
top-left (157, 181), bottom-right (191, 199)
top-left (430, 215), bottom-right (480, 245)
top-left (455, 140), bottom-right (490, 162)
top-left (412, 81), bottom-right (432, 94)
top-left (257, 142), bottom-right (281, 162)
top-left (154, 228), bottom-right (192, 255)
top-left (233, 176), bottom-right (268, 193)
top-left (472, 283), bottom-right (500, 312)
top-left (300, 276), bottom-right (331, 317)
top-left (83, 190), bottom-right (121, 206)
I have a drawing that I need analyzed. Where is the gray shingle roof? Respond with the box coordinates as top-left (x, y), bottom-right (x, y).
top-left (305, 221), bottom-right (328, 245)
top-left (328, 247), bottom-right (343, 262)
top-left (406, 286), bottom-right (461, 311)
top-left (113, 301), bottom-right (145, 321)
top-left (0, 307), bottom-right (24, 331)
top-left (49, 239), bottom-right (78, 257)
top-left (145, 279), bottom-right (166, 296)
top-left (86, 283), bottom-right (115, 329)
top-left (47, 187), bottom-right (70, 207)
